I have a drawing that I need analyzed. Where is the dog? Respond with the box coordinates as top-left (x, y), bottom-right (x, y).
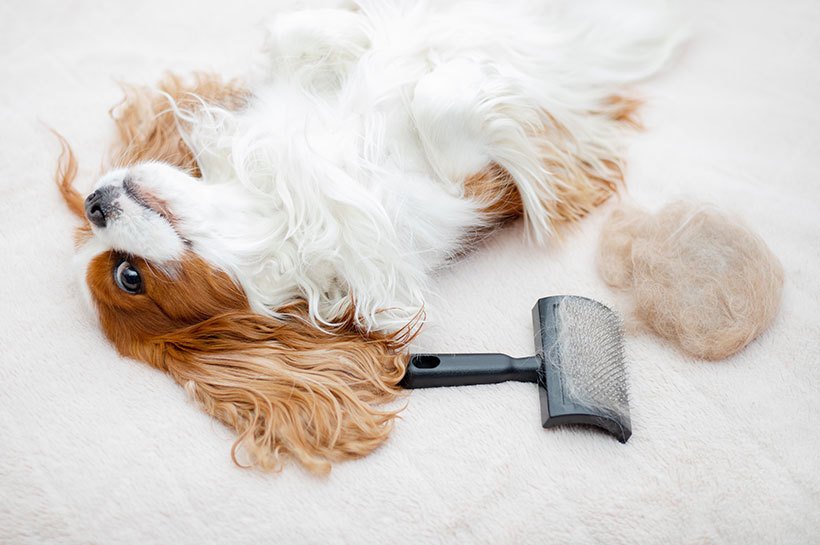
top-left (56, 0), bottom-right (681, 473)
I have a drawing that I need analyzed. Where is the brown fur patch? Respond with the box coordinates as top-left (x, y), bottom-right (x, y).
top-left (52, 131), bottom-right (92, 244)
top-left (86, 250), bottom-right (412, 473)
top-left (53, 130), bottom-right (84, 220)
top-left (541, 154), bottom-right (621, 226)
top-left (602, 94), bottom-right (644, 129)
top-left (535, 100), bottom-right (633, 226)
top-left (463, 93), bottom-right (641, 232)
top-left (463, 163), bottom-right (524, 225)
top-left (86, 252), bottom-right (248, 350)
top-left (109, 72), bottom-right (248, 175)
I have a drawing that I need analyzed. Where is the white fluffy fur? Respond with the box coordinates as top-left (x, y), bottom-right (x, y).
top-left (79, 0), bottom-right (683, 330)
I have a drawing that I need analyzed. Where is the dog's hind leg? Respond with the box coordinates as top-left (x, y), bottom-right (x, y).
top-left (411, 59), bottom-right (637, 241)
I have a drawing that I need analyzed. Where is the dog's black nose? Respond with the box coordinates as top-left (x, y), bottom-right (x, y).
top-left (84, 190), bottom-right (107, 228)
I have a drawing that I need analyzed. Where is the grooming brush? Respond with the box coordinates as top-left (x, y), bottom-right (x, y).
top-left (402, 295), bottom-right (632, 442)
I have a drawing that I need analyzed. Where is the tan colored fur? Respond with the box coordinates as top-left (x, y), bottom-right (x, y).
top-left (464, 96), bottom-right (641, 229)
top-left (598, 202), bottom-right (784, 360)
top-left (109, 72), bottom-right (248, 175)
top-left (463, 163), bottom-right (525, 226)
top-left (86, 250), bottom-right (413, 473)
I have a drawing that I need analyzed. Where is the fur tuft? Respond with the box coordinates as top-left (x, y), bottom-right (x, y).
top-left (109, 72), bottom-right (248, 174)
top-left (52, 130), bottom-right (84, 220)
top-left (162, 309), bottom-right (411, 473)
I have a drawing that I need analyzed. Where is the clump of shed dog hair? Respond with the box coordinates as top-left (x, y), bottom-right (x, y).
top-left (597, 200), bottom-right (783, 360)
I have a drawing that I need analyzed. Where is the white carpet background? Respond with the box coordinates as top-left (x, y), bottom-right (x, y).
top-left (1, 1), bottom-right (818, 544)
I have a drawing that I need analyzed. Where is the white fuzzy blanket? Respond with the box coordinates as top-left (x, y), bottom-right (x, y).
top-left (1, 1), bottom-right (818, 543)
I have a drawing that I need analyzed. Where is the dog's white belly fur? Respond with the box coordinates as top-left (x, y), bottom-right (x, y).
top-left (179, 1), bottom-right (681, 330)
top-left (199, 80), bottom-right (482, 328)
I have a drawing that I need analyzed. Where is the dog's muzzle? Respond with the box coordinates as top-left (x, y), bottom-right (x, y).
top-left (84, 186), bottom-right (120, 228)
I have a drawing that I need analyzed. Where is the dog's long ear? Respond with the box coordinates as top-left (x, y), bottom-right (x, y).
top-left (156, 311), bottom-right (412, 474)
top-left (109, 72), bottom-right (248, 174)
top-left (52, 129), bottom-right (86, 221)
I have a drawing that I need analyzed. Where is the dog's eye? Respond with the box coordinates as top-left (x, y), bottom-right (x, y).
top-left (114, 260), bottom-right (142, 294)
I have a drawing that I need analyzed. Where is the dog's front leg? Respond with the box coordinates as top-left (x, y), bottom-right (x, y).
top-left (260, 9), bottom-right (369, 88)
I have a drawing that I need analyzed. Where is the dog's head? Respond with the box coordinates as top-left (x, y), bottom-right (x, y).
top-left (74, 162), bottom-right (250, 351)
top-left (52, 74), bottom-right (411, 473)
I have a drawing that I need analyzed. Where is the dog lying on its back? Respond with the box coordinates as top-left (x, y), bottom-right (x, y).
top-left (56, 1), bottom-right (680, 472)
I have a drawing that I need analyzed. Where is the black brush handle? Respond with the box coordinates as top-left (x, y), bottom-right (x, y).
top-left (401, 353), bottom-right (541, 389)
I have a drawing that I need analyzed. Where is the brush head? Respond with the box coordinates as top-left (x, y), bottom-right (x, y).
top-left (532, 296), bottom-right (631, 443)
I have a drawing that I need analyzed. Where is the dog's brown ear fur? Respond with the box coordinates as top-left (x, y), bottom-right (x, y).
top-left (109, 72), bottom-right (248, 174)
top-left (54, 71), bottom-right (246, 226)
top-left (85, 248), bottom-right (416, 474)
top-left (153, 306), bottom-right (415, 474)
top-left (52, 130), bottom-right (84, 219)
